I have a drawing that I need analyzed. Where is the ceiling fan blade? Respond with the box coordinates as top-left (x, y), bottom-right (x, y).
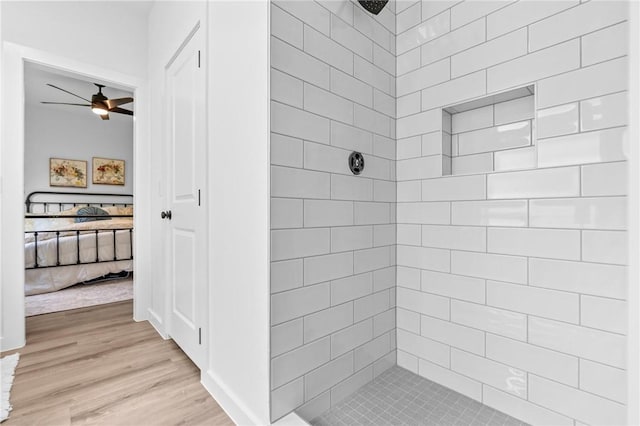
top-left (46, 83), bottom-right (92, 103)
top-left (110, 107), bottom-right (133, 116)
top-left (41, 102), bottom-right (91, 107)
top-left (104, 97), bottom-right (134, 109)
top-left (100, 113), bottom-right (110, 120)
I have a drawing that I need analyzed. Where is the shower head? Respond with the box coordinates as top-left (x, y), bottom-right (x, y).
top-left (358, 0), bottom-right (388, 15)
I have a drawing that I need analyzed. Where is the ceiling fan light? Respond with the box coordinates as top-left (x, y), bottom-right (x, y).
top-left (91, 106), bottom-right (108, 115)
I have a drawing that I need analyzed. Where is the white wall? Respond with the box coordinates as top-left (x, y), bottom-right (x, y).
top-left (24, 104), bottom-right (134, 197)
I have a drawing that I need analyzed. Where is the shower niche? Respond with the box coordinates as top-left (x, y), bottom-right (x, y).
top-left (442, 85), bottom-right (536, 176)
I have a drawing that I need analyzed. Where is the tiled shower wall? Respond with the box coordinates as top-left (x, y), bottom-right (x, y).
top-left (269, 0), bottom-right (398, 421)
top-left (396, 1), bottom-right (629, 425)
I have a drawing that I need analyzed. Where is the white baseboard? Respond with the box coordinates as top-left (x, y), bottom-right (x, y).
top-left (201, 369), bottom-right (266, 426)
top-left (146, 308), bottom-right (168, 339)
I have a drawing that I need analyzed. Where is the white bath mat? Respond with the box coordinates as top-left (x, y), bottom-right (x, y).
top-left (0, 353), bottom-right (19, 422)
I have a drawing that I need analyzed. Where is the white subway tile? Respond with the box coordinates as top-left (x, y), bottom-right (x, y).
top-left (452, 153), bottom-right (494, 175)
top-left (397, 202), bottom-right (450, 224)
top-left (423, 131), bottom-right (448, 156)
top-left (397, 287), bottom-right (449, 320)
top-left (271, 283), bottom-right (330, 325)
top-left (537, 103), bottom-right (579, 139)
top-left (421, 270), bottom-right (485, 304)
top-left (397, 329), bottom-right (450, 368)
top-left (486, 334), bottom-right (579, 387)
top-left (422, 174), bottom-right (486, 201)
top-left (493, 146), bottom-right (536, 172)
top-left (271, 5), bottom-right (303, 48)
top-left (580, 91), bottom-right (628, 131)
top-left (421, 315), bottom-right (485, 355)
top-left (271, 228), bottom-right (330, 261)
top-left (529, 258), bottom-right (626, 299)
top-left (397, 93), bottom-right (421, 119)
top-left (529, 316), bottom-right (626, 368)
top-left (373, 224), bottom-right (395, 247)
top-left (582, 21), bottom-right (628, 67)
top-left (317, 0), bottom-right (353, 25)
top-left (271, 68), bottom-right (303, 108)
top-left (353, 6), bottom-right (392, 51)
top-left (373, 180), bottom-right (395, 203)
top-left (354, 104), bottom-right (392, 137)
top-left (451, 200), bottom-right (527, 227)
top-left (373, 310), bottom-right (395, 337)
top-left (451, 251), bottom-right (527, 284)
top-left (330, 14), bottom-right (373, 61)
top-left (487, 39), bottom-right (580, 93)
top-left (272, 318), bottom-right (303, 357)
top-left (272, 101), bottom-right (330, 144)
top-left (397, 10), bottom-right (450, 54)
top-left (330, 121), bottom-right (372, 154)
top-left (398, 308), bottom-right (421, 334)
top-left (397, 181), bottom-right (422, 202)
top-left (304, 199), bottom-right (352, 228)
top-left (482, 385), bottom-right (574, 426)
top-left (354, 56), bottom-right (393, 97)
top-left (330, 365), bottom-right (373, 405)
top-left (397, 224), bottom-right (421, 246)
top-left (452, 105), bottom-right (493, 134)
top-left (304, 84), bottom-right (353, 125)
top-left (304, 303), bottom-right (353, 343)
top-left (458, 121), bottom-right (531, 156)
top-left (373, 44), bottom-right (395, 76)
top-left (537, 57), bottom-right (628, 108)
top-left (451, 1), bottom-right (512, 29)
top-left (421, 0), bottom-right (458, 21)
top-left (355, 290), bottom-right (390, 322)
top-left (487, 280), bottom-right (579, 323)
top-left (331, 273), bottom-right (372, 305)
top-left (330, 68), bottom-right (372, 108)
top-left (373, 90), bottom-right (395, 118)
top-left (488, 227), bottom-right (581, 261)
top-left (354, 246), bottom-right (392, 274)
top-left (305, 352), bottom-right (354, 400)
top-left (331, 226), bottom-right (373, 253)
top-left (271, 37), bottom-right (330, 89)
top-left (537, 127), bottom-right (627, 168)
top-left (296, 392), bottom-right (330, 421)
top-left (486, 0), bottom-right (579, 40)
top-left (397, 58), bottom-right (450, 97)
top-left (422, 224), bottom-right (486, 252)
top-left (451, 299), bottom-right (527, 340)
top-left (274, 0), bottom-right (330, 36)
top-left (529, 0), bottom-right (628, 52)
top-left (396, 1), bottom-right (421, 34)
top-left (331, 174), bottom-right (373, 201)
top-left (397, 108), bottom-right (441, 139)
top-left (398, 266), bottom-right (421, 290)
top-left (487, 167), bottom-right (580, 199)
top-left (529, 197), bottom-right (626, 230)
top-left (582, 230), bottom-right (627, 265)
top-left (355, 333), bottom-right (392, 370)
top-left (397, 156), bottom-right (442, 181)
top-left (397, 245), bottom-right (450, 273)
top-left (373, 267), bottom-right (395, 292)
top-left (271, 133), bottom-right (303, 168)
top-left (494, 95), bottom-right (535, 126)
top-left (581, 295), bottom-right (627, 335)
top-left (421, 71), bottom-right (487, 112)
top-left (354, 202), bottom-right (390, 225)
top-left (452, 28), bottom-right (527, 78)
top-left (303, 142), bottom-right (350, 176)
top-left (528, 374), bottom-right (626, 426)
top-left (272, 198), bottom-right (303, 229)
top-left (272, 377), bottom-right (304, 420)
top-left (418, 359), bottom-right (482, 401)
top-left (581, 161), bottom-right (627, 196)
top-left (451, 349), bottom-right (527, 398)
top-left (579, 359), bottom-right (627, 403)
top-left (397, 350), bottom-right (419, 373)
top-left (271, 259), bottom-right (303, 294)
top-left (304, 251), bottom-right (353, 285)
top-left (331, 319), bottom-right (373, 358)
top-left (397, 47), bottom-right (421, 76)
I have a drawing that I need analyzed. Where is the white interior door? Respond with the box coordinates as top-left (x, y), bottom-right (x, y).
top-left (165, 27), bottom-right (207, 369)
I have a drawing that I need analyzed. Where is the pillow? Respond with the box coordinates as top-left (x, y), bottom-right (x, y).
top-left (75, 206), bottom-right (111, 223)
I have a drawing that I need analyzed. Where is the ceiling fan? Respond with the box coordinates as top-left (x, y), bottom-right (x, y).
top-left (42, 83), bottom-right (133, 120)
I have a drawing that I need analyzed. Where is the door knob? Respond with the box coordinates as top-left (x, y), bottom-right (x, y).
top-left (161, 210), bottom-right (172, 220)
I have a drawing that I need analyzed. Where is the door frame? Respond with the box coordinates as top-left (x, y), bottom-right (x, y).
top-left (0, 42), bottom-right (151, 351)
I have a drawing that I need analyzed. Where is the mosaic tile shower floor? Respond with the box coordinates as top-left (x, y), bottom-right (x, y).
top-left (310, 366), bottom-right (529, 426)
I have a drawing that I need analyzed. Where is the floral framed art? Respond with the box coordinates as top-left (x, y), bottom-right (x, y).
top-left (92, 157), bottom-right (125, 186)
top-left (49, 158), bottom-right (87, 188)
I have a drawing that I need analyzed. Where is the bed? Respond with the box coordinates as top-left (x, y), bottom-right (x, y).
top-left (24, 191), bottom-right (134, 295)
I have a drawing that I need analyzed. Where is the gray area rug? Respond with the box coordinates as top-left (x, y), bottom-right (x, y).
top-left (25, 278), bottom-right (133, 316)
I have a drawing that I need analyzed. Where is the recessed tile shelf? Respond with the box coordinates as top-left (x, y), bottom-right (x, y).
top-left (442, 85), bottom-right (536, 176)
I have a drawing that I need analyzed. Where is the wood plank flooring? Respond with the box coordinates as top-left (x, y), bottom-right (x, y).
top-left (1, 301), bottom-right (234, 426)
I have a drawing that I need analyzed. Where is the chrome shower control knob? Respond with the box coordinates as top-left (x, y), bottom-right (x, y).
top-left (349, 151), bottom-right (365, 175)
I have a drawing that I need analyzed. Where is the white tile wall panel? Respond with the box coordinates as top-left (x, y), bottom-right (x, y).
top-left (331, 174), bottom-right (373, 201)
top-left (421, 270), bottom-right (485, 304)
top-left (271, 69), bottom-right (303, 108)
top-left (451, 349), bottom-right (527, 398)
top-left (305, 352), bottom-right (354, 400)
top-left (354, 104), bottom-right (392, 137)
top-left (486, 334), bottom-right (579, 387)
top-left (330, 366), bottom-right (373, 406)
top-left (421, 71), bottom-right (487, 112)
top-left (373, 44), bottom-right (395, 76)
top-left (331, 272), bottom-right (373, 306)
top-left (271, 133), bottom-right (303, 168)
top-left (452, 251), bottom-right (527, 285)
top-left (397, 108), bottom-right (441, 139)
top-left (397, 329), bottom-right (450, 368)
top-left (529, 197), bottom-right (626, 230)
top-left (528, 0), bottom-right (628, 52)
top-left (397, 10), bottom-right (450, 54)
top-left (355, 333), bottom-right (392, 370)
top-left (487, 39), bottom-right (580, 93)
top-left (418, 359), bottom-right (482, 401)
top-left (271, 259), bottom-right (303, 294)
top-left (457, 121), bottom-right (531, 156)
top-left (353, 7), bottom-right (392, 51)
top-left (494, 95), bottom-right (534, 126)
top-left (397, 58), bottom-right (450, 97)
top-left (355, 290), bottom-right (390, 322)
top-left (397, 47), bottom-right (421, 76)
top-left (537, 57), bottom-right (628, 108)
top-left (529, 258), bottom-right (626, 299)
top-left (493, 147), bottom-right (536, 172)
top-left (487, 167), bottom-right (580, 199)
top-left (373, 180), bottom-right (396, 203)
top-left (271, 283), bottom-right (330, 326)
top-left (331, 226), bottom-right (373, 253)
top-left (537, 103), bottom-right (579, 139)
top-left (581, 161), bottom-right (627, 196)
top-left (397, 180), bottom-right (422, 202)
top-left (396, 0), bottom-right (419, 15)
top-left (271, 37), bottom-right (330, 90)
top-left (580, 91), bottom-right (628, 131)
top-left (397, 1), bottom-right (421, 34)
top-left (330, 121), bottom-right (373, 154)
top-left (330, 15), bottom-right (374, 62)
top-left (271, 5), bottom-right (303, 48)
top-left (304, 199), bottom-right (353, 228)
top-left (451, 28), bottom-right (527, 78)
top-left (360, 155), bottom-right (393, 181)
top-left (482, 386), bottom-right (574, 426)
top-left (579, 359), bottom-right (627, 404)
top-left (371, 5), bottom-right (396, 34)
top-left (272, 101), bottom-right (331, 145)
top-left (354, 57), bottom-right (394, 97)
top-left (373, 267), bottom-right (395, 292)
top-left (528, 316), bottom-right (626, 368)
top-left (331, 319), bottom-right (373, 358)
top-left (397, 245), bottom-right (450, 273)
top-left (450, 0), bottom-right (511, 30)
top-left (528, 375), bottom-right (626, 426)
top-left (398, 350), bottom-right (419, 373)
top-left (421, 224), bottom-right (486, 252)
top-left (330, 68), bottom-right (373, 108)
top-left (582, 230), bottom-right (627, 265)
top-left (397, 156), bottom-right (442, 181)
top-left (373, 224), bottom-right (396, 247)
top-left (373, 135), bottom-right (396, 160)
top-left (397, 224), bottom-right (421, 246)
top-left (397, 93), bottom-right (421, 119)
top-left (451, 200), bottom-right (528, 227)
top-left (397, 202), bottom-right (450, 224)
top-left (354, 246), bottom-right (392, 274)
top-left (451, 300), bottom-right (527, 341)
top-left (487, 227), bottom-right (580, 261)
top-left (373, 89), bottom-right (395, 118)
top-left (582, 21), bottom-right (628, 67)
top-left (304, 252), bottom-right (354, 285)
top-left (451, 105), bottom-right (494, 134)
top-left (486, 0), bottom-right (579, 40)
top-left (274, 0), bottom-right (330, 36)
top-left (398, 308), bottom-right (421, 334)
top-left (487, 280), bottom-right (579, 323)
top-left (271, 228), bottom-right (330, 261)
top-left (373, 309), bottom-right (395, 337)
top-left (421, 0), bottom-right (459, 21)
top-left (272, 319), bottom-right (303, 358)
top-left (397, 287), bottom-right (449, 320)
top-left (580, 295), bottom-right (627, 335)
top-left (272, 378), bottom-right (304, 420)
top-left (422, 131), bottom-right (448, 156)
top-left (316, 0), bottom-right (353, 25)
top-left (537, 127), bottom-right (627, 168)
top-left (304, 302), bottom-right (353, 343)
top-left (354, 202), bottom-right (390, 225)
top-left (304, 84), bottom-right (354, 125)
top-left (272, 198), bottom-right (303, 229)
top-left (421, 315), bottom-right (485, 355)
top-left (422, 174), bottom-right (486, 201)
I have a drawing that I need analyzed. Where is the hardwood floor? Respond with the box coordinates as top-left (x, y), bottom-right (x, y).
top-left (1, 301), bottom-right (234, 426)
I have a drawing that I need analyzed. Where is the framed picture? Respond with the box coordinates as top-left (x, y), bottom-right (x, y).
top-left (92, 157), bottom-right (125, 186)
top-left (49, 158), bottom-right (87, 188)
